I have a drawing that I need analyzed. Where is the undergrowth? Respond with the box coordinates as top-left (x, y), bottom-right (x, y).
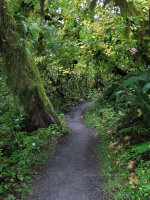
top-left (0, 76), bottom-right (67, 200)
top-left (84, 96), bottom-right (150, 200)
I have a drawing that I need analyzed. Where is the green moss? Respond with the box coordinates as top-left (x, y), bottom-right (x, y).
top-left (0, 0), bottom-right (60, 129)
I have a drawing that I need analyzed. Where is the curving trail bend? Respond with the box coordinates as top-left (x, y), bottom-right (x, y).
top-left (26, 102), bottom-right (108, 200)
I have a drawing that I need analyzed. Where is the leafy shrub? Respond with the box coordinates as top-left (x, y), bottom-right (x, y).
top-left (0, 76), bottom-right (66, 199)
top-left (84, 96), bottom-right (150, 200)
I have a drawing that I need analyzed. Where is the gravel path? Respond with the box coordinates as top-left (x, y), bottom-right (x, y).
top-left (26, 101), bottom-right (108, 200)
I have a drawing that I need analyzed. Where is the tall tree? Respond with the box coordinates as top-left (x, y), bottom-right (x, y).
top-left (0, 0), bottom-right (60, 129)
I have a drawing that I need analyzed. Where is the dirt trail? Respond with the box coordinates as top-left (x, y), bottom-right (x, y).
top-left (26, 102), bottom-right (108, 200)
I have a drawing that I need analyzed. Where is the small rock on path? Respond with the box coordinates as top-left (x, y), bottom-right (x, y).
top-left (26, 101), bottom-right (108, 200)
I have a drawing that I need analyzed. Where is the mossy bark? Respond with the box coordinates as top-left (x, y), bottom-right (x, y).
top-left (0, 0), bottom-right (60, 129)
top-left (119, 0), bottom-right (150, 64)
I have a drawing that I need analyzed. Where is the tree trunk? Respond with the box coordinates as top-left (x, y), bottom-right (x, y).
top-left (0, 0), bottom-right (60, 129)
top-left (104, 0), bottom-right (150, 64)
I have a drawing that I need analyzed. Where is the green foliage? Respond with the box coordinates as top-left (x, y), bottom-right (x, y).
top-left (118, 126), bottom-right (150, 137)
top-left (0, 0), bottom-right (150, 199)
top-left (0, 76), bottom-right (66, 199)
top-left (84, 98), bottom-right (150, 200)
top-left (92, 68), bottom-right (150, 200)
top-left (131, 142), bottom-right (150, 155)
top-left (0, 0), bottom-right (61, 128)
top-left (111, 70), bottom-right (150, 128)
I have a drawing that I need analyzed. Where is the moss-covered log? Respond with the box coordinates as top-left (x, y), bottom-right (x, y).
top-left (0, 0), bottom-right (60, 129)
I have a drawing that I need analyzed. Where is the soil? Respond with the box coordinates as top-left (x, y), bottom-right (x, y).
top-left (26, 101), bottom-right (108, 200)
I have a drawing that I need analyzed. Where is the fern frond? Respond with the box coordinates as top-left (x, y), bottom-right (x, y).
top-left (131, 141), bottom-right (150, 154)
top-left (119, 126), bottom-right (150, 136)
top-left (143, 83), bottom-right (150, 94)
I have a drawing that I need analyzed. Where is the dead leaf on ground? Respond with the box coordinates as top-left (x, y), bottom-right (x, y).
top-left (127, 160), bottom-right (137, 170)
top-left (109, 141), bottom-right (119, 148)
top-left (124, 135), bottom-right (131, 141)
top-left (115, 145), bottom-right (123, 152)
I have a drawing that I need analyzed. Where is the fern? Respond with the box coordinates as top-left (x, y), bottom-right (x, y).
top-left (143, 82), bottom-right (150, 94)
top-left (124, 70), bottom-right (150, 88)
top-left (119, 126), bottom-right (150, 136)
top-left (131, 141), bottom-right (150, 154)
top-left (109, 70), bottom-right (150, 127)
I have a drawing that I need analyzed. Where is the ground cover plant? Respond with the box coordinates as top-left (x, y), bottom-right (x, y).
top-left (84, 86), bottom-right (150, 199)
top-left (0, 75), bottom-right (67, 200)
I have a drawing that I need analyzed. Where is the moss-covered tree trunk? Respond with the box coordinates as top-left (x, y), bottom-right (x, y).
top-left (0, 0), bottom-right (60, 129)
top-left (104, 0), bottom-right (150, 64)
top-left (115, 0), bottom-right (150, 64)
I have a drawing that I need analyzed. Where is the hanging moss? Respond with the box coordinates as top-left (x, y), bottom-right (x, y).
top-left (104, 0), bottom-right (140, 17)
top-left (104, 0), bottom-right (150, 64)
top-left (0, 0), bottom-right (60, 129)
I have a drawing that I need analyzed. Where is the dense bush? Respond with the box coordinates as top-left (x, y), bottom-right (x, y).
top-left (84, 84), bottom-right (150, 199)
top-left (0, 76), bottom-right (66, 199)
